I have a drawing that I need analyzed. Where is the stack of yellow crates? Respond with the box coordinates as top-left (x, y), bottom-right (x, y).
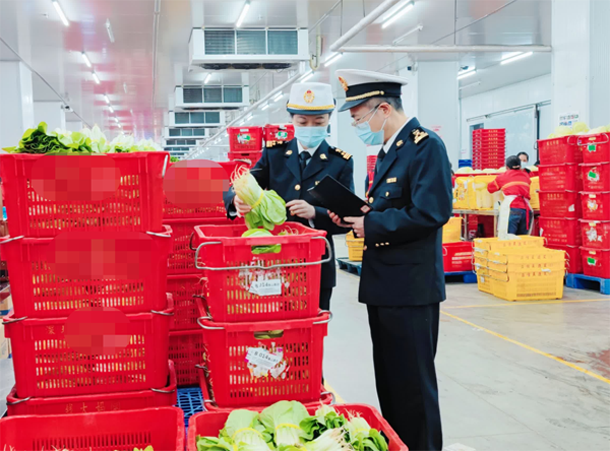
top-left (473, 237), bottom-right (565, 301)
top-left (530, 176), bottom-right (540, 210)
top-left (346, 231), bottom-right (364, 262)
top-left (443, 217), bottom-right (462, 243)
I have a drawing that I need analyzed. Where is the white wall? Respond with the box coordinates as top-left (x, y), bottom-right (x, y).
top-left (34, 102), bottom-right (66, 132)
top-left (0, 61), bottom-right (35, 149)
top-left (460, 74), bottom-right (552, 153)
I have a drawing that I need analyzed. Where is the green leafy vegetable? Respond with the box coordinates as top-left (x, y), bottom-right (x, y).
top-left (259, 401), bottom-right (309, 447)
top-left (220, 410), bottom-right (271, 447)
top-left (300, 405), bottom-right (346, 440)
top-left (242, 228), bottom-right (282, 254)
top-left (346, 417), bottom-right (388, 451)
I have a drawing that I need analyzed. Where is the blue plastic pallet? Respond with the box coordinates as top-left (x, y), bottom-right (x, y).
top-left (176, 387), bottom-right (204, 430)
top-left (445, 271), bottom-right (477, 284)
top-left (336, 257), bottom-right (362, 276)
top-left (566, 274), bottom-right (610, 295)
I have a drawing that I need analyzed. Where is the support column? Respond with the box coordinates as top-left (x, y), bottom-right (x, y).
top-left (417, 61), bottom-right (460, 167)
top-left (0, 61), bottom-right (34, 149)
top-left (34, 102), bottom-right (66, 132)
top-left (552, 0), bottom-right (610, 128)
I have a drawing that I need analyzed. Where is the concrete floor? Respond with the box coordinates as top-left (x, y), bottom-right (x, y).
top-left (326, 238), bottom-right (610, 451)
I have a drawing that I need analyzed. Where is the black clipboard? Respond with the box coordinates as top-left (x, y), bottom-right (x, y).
top-left (308, 175), bottom-right (371, 218)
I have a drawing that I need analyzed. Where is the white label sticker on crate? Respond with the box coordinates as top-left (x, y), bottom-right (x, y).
top-left (249, 277), bottom-right (283, 296)
top-left (246, 347), bottom-right (283, 371)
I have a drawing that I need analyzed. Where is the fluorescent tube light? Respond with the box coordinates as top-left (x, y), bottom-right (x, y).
top-left (92, 72), bottom-right (101, 85)
top-left (457, 70), bottom-right (477, 80)
top-left (81, 52), bottom-right (92, 68)
top-left (106, 19), bottom-right (115, 43)
top-left (261, 103), bottom-right (270, 111)
top-left (272, 92), bottom-right (284, 103)
top-left (500, 52), bottom-right (533, 65)
top-left (52, 1), bottom-right (69, 27)
top-left (104, 95), bottom-right (111, 104)
top-left (324, 53), bottom-right (342, 67)
top-left (109, 105), bottom-right (115, 113)
top-left (300, 71), bottom-right (315, 82)
top-left (382, 1), bottom-right (414, 29)
top-left (236, 0), bottom-right (251, 28)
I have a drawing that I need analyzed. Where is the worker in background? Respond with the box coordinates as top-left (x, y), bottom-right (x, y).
top-left (517, 151), bottom-right (529, 165)
top-left (487, 155), bottom-right (533, 236)
top-left (224, 82), bottom-right (355, 311)
top-left (329, 69), bottom-right (452, 451)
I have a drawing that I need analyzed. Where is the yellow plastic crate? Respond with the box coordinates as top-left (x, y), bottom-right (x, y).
top-left (475, 266), bottom-right (493, 294)
top-left (346, 231), bottom-right (364, 262)
top-left (487, 248), bottom-right (566, 272)
top-left (474, 236), bottom-right (545, 252)
top-left (467, 175), bottom-right (504, 210)
top-left (530, 176), bottom-right (540, 210)
top-left (453, 177), bottom-right (471, 209)
top-left (488, 268), bottom-right (564, 301)
top-left (443, 217), bottom-right (462, 243)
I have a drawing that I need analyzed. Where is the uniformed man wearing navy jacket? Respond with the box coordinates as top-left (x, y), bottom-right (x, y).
top-left (224, 82), bottom-right (355, 310)
top-left (330, 69), bottom-right (453, 451)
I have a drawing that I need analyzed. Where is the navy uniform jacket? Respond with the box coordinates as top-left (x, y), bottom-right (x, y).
top-left (361, 117), bottom-right (453, 307)
top-left (224, 138), bottom-right (355, 289)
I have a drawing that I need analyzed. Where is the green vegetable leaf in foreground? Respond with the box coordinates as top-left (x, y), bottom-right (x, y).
top-left (259, 401), bottom-right (309, 447)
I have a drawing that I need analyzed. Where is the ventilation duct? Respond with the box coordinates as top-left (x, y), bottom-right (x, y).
top-left (175, 85), bottom-right (249, 109)
top-left (168, 110), bottom-right (225, 127)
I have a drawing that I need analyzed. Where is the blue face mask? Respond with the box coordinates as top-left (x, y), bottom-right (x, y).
top-left (355, 107), bottom-right (387, 146)
top-left (294, 126), bottom-right (328, 149)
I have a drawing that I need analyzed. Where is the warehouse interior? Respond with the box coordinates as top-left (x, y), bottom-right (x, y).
top-left (0, 1), bottom-right (609, 451)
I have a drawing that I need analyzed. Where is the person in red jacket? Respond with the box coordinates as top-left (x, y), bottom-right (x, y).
top-left (488, 155), bottom-right (533, 235)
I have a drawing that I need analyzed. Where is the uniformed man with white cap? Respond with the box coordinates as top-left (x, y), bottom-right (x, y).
top-left (329, 69), bottom-right (452, 451)
top-left (224, 82), bottom-right (355, 310)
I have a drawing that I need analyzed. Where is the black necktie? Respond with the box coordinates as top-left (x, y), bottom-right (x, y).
top-left (299, 151), bottom-right (311, 174)
top-left (375, 147), bottom-right (386, 175)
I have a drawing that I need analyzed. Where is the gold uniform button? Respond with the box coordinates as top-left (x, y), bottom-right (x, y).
top-left (369, 197), bottom-right (374, 203)
top-left (295, 184), bottom-right (301, 191)
top-left (385, 242), bottom-right (390, 246)
top-left (385, 191), bottom-right (390, 197)
top-left (375, 243), bottom-right (379, 247)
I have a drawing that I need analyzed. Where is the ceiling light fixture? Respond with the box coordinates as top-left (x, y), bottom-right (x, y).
top-left (123, 83), bottom-right (129, 94)
top-left (109, 105), bottom-right (115, 113)
top-left (204, 73), bottom-right (212, 84)
top-left (324, 53), bottom-right (342, 67)
top-left (92, 72), bottom-right (101, 85)
top-left (245, 114), bottom-right (253, 122)
top-left (236, 0), bottom-right (251, 28)
top-left (457, 68), bottom-right (477, 80)
top-left (500, 51), bottom-right (533, 65)
top-left (103, 94), bottom-right (111, 104)
top-left (81, 52), bottom-right (92, 68)
top-left (272, 92), bottom-right (284, 103)
top-left (114, 117), bottom-right (119, 123)
top-left (382, 1), bottom-right (414, 29)
top-left (106, 19), bottom-right (115, 43)
top-left (300, 70), bottom-right (315, 82)
top-left (392, 24), bottom-right (423, 45)
top-left (261, 103), bottom-right (270, 111)
top-left (52, 1), bottom-right (70, 27)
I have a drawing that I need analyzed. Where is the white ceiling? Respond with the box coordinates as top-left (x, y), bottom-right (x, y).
top-left (0, 0), bottom-right (552, 142)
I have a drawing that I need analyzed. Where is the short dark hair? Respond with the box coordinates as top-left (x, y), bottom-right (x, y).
top-left (366, 97), bottom-right (403, 112)
top-left (506, 155), bottom-right (522, 169)
top-left (517, 152), bottom-right (529, 161)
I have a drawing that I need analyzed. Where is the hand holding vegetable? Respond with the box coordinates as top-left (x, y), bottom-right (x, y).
top-left (286, 200), bottom-right (316, 220)
top-left (234, 194), bottom-right (253, 217)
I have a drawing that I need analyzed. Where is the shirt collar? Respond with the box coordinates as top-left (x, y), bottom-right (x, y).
top-left (383, 118), bottom-right (410, 150)
top-left (297, 140), bottom-right (321, 155)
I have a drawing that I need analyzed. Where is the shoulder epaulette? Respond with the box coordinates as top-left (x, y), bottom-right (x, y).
top-left (330, 147), bottom-right (352, 160)
top-left (409, 127), bottom-right (429, 145)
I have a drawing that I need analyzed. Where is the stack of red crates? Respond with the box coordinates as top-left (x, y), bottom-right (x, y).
top-left (228, 126), bottom-right (263, 166)
top-left (577, 133), bottom-right (610, 279)
top-left (472, 129), bottom-right (506, 170)
top-left (537, 136), bottom-right (583, 274)
top-left (163, 160), bottom-right (249, 387)
top-left (0, 153), bottom-right (176, 416)
top-left (264, 124), bottom-right (295, 149)
top-left (191, 222), bottom-right (333, 411)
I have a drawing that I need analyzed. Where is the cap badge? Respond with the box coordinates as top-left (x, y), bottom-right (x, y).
top-left (338, 76), bottom-right (349, 92)
top-left (304, 90), bottom-right (315, 104)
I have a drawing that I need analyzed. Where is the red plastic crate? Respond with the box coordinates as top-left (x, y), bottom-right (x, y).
top-left (5, 294), bottom-right (174, 398)
top-left (539, 218), bottom-right (581, 246)
top-left (163, 161), bottom-right (249, 219)
top-left (187, 404), bottom-right (407, 451)
top-left (198, 366), bottom-right (334, 411)
top-left (228, 126), bottom-right (263, 151)
top-left (581, 192), bottom-right (610, 220)
top-left (165, 217), bottom-right (243, 275)
top-left (578, 133), bottom-right (610, 163)
top-left (193, 222), bottom-right (327, 322)
top-left (0, 226), bottom-right (172, 318)
top-left (581, 163), bottom-right (610, 192)
top-left (0, 406), bottom-right (184, 451)
top-left (539, 191), bottom-right (581, 219)
top-left (6, 360), bottom-right (177, 416)
top-left (169, 329), bottom-right (205, 387)
top-left (0, 152), bottom-right (168, 238)
top-left (264, 124), bottom-right (295, 148)
top-left (581, 248), bottom-right (610, 279)
top-left (443, 242), bottom-right (473, 272)
top-left (580, 220), bottom-right (610, 249)
top-left (228, 150), bottom-right (263, 167)
top-left (197, 307), bottom-right (330, 408)
top-left (546, 244), bottom-right (582, 274)
top-left (537, 136), bottom-right (582, 165)
top-left (538, 164), bottom-right (582, 191)
top-left (168, 274), bottom-right (205, 330)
